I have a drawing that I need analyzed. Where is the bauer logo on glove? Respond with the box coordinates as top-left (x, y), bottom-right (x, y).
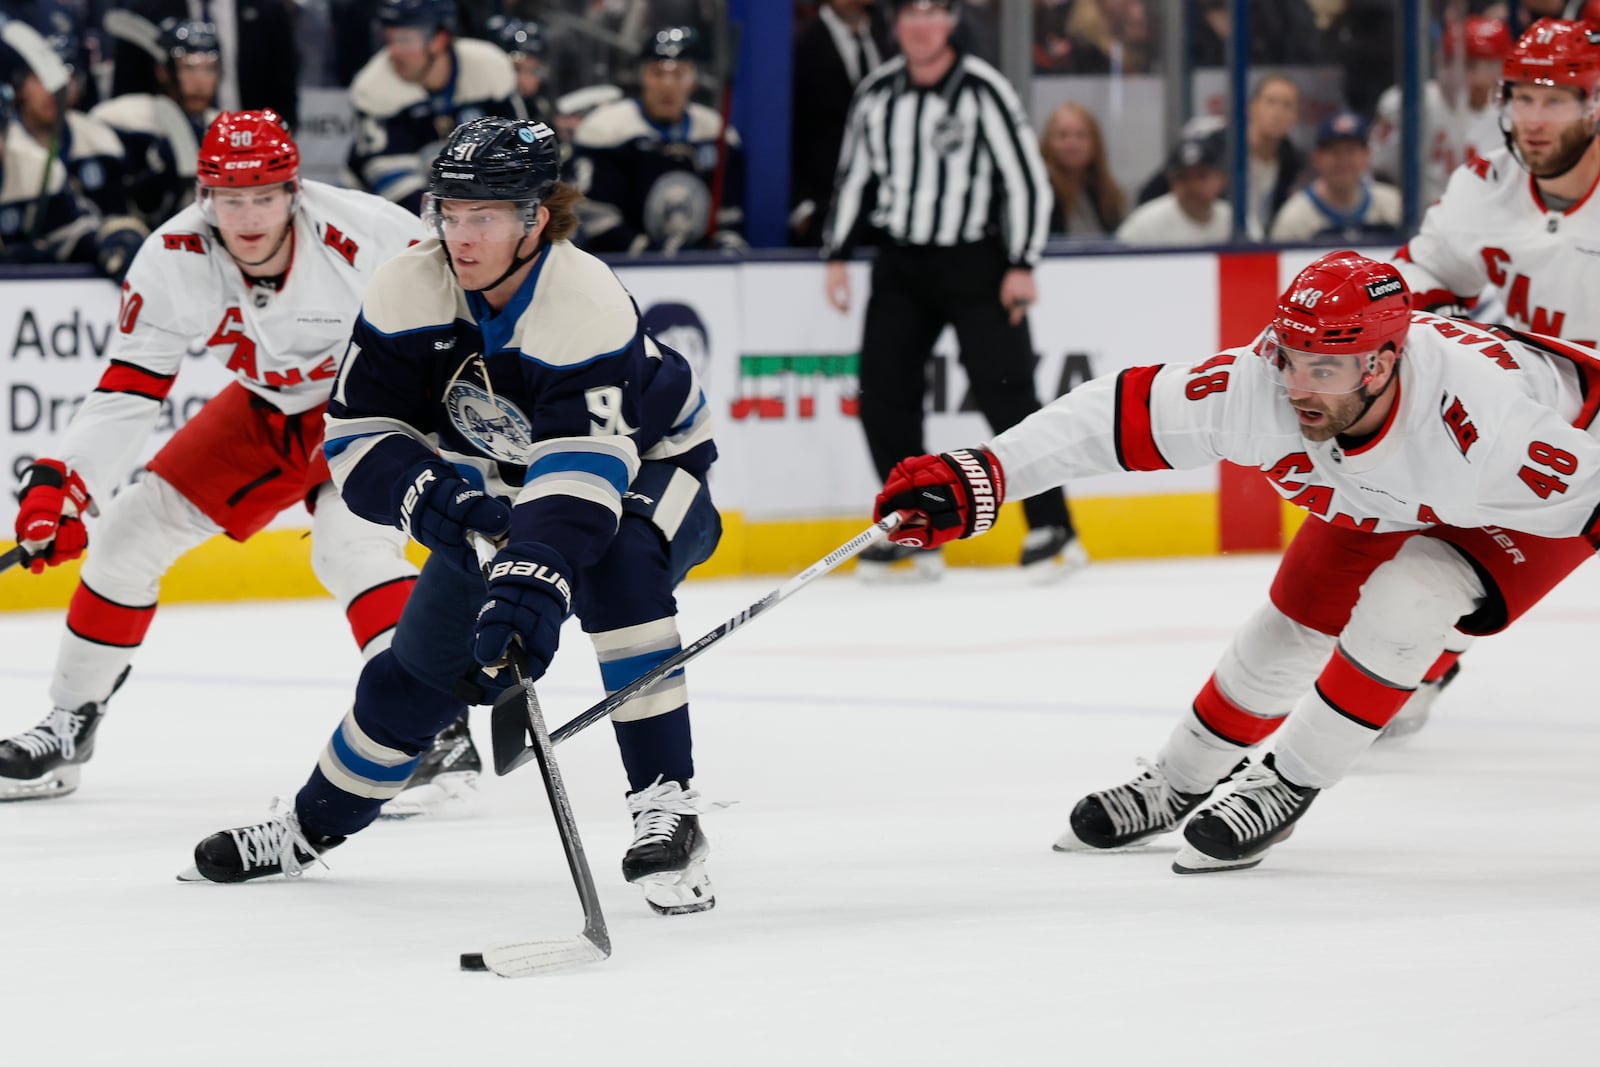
top-left (873, 447), bottom-right (1007, 549)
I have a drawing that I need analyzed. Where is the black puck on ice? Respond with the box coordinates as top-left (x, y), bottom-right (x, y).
top-left (460, 952), bottom-right (488, 971)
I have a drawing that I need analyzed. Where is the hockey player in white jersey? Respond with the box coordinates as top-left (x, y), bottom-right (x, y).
top-left (871, 251), bottom-right (1600, 874)
top-left (0, 111), bottom-right (436, 806)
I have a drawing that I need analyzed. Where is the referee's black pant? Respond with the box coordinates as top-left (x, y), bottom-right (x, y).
top-left (858, 238), bottom-right (1074, 535)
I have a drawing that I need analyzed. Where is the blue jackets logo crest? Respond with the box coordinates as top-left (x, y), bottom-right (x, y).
top-left (445, 381), bottom-right (535, 462)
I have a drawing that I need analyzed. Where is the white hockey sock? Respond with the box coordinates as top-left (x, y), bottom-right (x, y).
top-left (1272, 689), bottom-right (1380, 789)
top-left (1157, 713), bottom-right (1250, 795)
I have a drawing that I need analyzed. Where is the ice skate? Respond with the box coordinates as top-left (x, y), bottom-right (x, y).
top-left (856, 542), bottom-right (945, 583)
top-left (178, 800), bottom-right (346, 884)
top-left (1020, 526), bottom-right (1089, 585)
top-left (0, 702), bottom-right (106, 802)
top-left (1379, 661), bottom-right (1460, 744)
top-left (378, 713), bottom-right (482, 819)
top-left (622, 778), bottom-right (714, 916)
top-left (1172, 753), bottom-right (1320, 874)
top-left (1054, 758), bottom-right (1213, 851)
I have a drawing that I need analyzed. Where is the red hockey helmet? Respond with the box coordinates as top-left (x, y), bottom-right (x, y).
top-left (1501, 18), bottom-right (1600, 93)
top-left (1441, 15), bottom-right (1511, 61)
top-left (196, 110), bottom-right (300, 188)
top-left (1262, 252), bottom-right (1411, 395)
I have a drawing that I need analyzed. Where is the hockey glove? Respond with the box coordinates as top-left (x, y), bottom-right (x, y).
top-left (473, 542), bottom-right (572, 678)
top-left (14, 459), bottom-right (92, 574)
top-left (873, 448), bottom-right (1006, 550)
top-left (393, 458), bottom-right (512, 564)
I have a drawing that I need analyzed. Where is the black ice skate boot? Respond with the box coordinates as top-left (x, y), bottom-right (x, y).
top-left (0, 668), bottom-right (128, 802)
top-left (179, 801), bottom-right (346, 884)
top-left (378, 712), bottom-right (482, 819)
top-left (1019, 526), bottom-right (1090, 585)
top-left (1054, 758), bottom-right (1215, 851)
top-left (622, 778), bottom-right (714, 916)
top-left (1172, 752), bottom-right (1320, 874)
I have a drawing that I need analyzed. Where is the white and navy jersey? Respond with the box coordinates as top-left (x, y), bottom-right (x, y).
top-left (569, 98), bottom-right (745, 253)
top-left (41, 111), bottom-right (134, 221)
top-left (347, 39), bottom-right (525, 213)
top-left (0, 122), bottom-right (103, 265)
top-left (90, 93), bottom-right (217, 229)
top-left (324, 239), bottom-right (716, 570)
top-left (1370, 81), bottom-right (1503, 205)
top-left (1268, 181), bottom-right (1404, 243)
top-left (990, 313), bottom-right (1600, 542)
top-left (1396, 147), bottom-right (1600, 345)
top-left (60, 180), bottom-right (424, 503)
top-left (822, 51), bottom-right (1050, 267)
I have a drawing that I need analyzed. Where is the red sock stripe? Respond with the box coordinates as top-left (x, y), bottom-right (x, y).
top-left (1314, 646), bottom-right (1414, 729)
top-left (346, 576), bottom-right (415, 650)
top-left (66, 582), bottom-right (157, 648)
top-left (1192, 675), bottom-right (1284, 745)
top-left (1113, 366), bottom-right (1171, 471)
top-left (1422, 650), bottom-right (1461, 685)
top-left (96, 360), bottom-right (177, 401)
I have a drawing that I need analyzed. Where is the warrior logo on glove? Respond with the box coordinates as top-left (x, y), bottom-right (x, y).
top-left (873, 448), bottom-right (1007, 550)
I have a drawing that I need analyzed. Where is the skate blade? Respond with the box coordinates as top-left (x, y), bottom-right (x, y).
top-left (175, 864), bottom-right (210, 883)
top-left (0, 765), bottom-right (81, 802)
top-left (634, 860), bottom-right (715, 916)
top-left (1171, 846), bottom-right (1265, 874)
top-left (377, 771), bottom-right (481, 821)
top-left (1051, 824), bottom-right (1169, 852)
top-left (464, 933), bottom-right (610, 977)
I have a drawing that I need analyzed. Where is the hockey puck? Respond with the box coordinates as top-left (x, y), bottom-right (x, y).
top-left (460, 952), bottom-right (488, 972)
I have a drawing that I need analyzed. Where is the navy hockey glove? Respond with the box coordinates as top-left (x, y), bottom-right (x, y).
top-left (873, 448), bottom-right (1006, 549)
top-left (473, 543), bottom-right (572, 678)
top-left (393, 458), bottom-right (511, 562)
top-left (15, 459), bottom-right (92, 574)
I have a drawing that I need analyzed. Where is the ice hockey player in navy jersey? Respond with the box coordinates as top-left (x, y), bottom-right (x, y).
top-left (184, 117), bottom-right (724, 917)
top-left (347, 0), bottom-right (524, 213)
top-left (570, 25), bottom-right (745, 254)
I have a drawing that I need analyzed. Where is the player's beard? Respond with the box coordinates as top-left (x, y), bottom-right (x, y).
top-left (1291, 387), bottom-right (1373, 443)
top-left (1520, 119), bottom-right (1596, 179)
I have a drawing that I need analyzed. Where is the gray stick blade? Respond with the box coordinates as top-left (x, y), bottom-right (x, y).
top-left (480, 934), bottom-right (610, 977)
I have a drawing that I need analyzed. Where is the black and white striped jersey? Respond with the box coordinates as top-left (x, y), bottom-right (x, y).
top-left (821, 51), bottom-right (1050, 267)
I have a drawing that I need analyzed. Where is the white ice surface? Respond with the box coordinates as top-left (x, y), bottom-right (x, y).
top-left (3, 554), bottom-right (1598, 1065)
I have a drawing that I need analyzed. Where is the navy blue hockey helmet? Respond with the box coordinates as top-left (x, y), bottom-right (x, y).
top-left (644, 25), bottom-right (705, 65)
top-left (484, 14), bottom-right (546, 60)
top-left (428, 117), bottom-right (560, 205)
top-left (377, 0), bottom-right (457, 34)
top-left (158, 17), bottom-right (220, 61)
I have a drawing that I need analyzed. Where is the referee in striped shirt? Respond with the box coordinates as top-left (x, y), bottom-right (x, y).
top-left (822, 0), bottom-right (1082, 582)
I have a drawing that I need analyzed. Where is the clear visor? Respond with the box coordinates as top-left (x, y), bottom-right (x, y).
top-left (1261, 329), bottom-right (1375, 395)
top-left (422, 196), bottom-right (536, 243)
top-left (198, 182), bottom-right (296, 228)
top-left (1503, 86), bottom-right (1590, 125)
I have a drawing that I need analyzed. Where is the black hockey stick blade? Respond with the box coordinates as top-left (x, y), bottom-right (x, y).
top-left (489, 683), bottom-right (538, 777)
top-left (1, 545), bottom-right (33, 573)
top-left (547, 512), bottom-right (906, 746)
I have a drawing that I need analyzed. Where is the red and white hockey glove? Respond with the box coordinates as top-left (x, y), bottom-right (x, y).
top-left (14, 459), bottom-right (92, 574)
top-left (873, 448), bottom-right (1006, 549)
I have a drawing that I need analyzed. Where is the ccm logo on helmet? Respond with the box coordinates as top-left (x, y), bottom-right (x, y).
top-left (489, 560), bottom-right (573, 610)
top-left (1365, 277), bottom-right (1404, 300)
top-left (224, 160), bottom-right (262, 170)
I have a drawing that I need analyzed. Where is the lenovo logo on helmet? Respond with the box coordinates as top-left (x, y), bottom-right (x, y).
top-left (1365, 277), bottom-right (1404, 300)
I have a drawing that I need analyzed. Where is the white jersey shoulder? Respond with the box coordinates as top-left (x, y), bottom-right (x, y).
top-left (352, 40), bottom-right (514, 118)
top-left (0, 123), bottom-right (68, 201)
top-left (64, 110), bottom-right (126, 158)
top-left (89, 94), bottom-right (209, 177)
top-left (359, 239), bottom-right (465, 335)
top-left (686, 101), bottom-right (736, 146)
top-left (515, 240), bottom-right (637, 366)
top-left (574, 99), bottom-right (652, 149)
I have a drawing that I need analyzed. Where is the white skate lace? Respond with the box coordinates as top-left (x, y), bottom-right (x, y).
top-left (626, 777), bottom-right (702, 846)
top-left (1098, 758), bottom-right (1186, 837)
top-left (10, 707), bottom-right (84, 760)
top-left (228, 800), bottom-right (328, 879)
top-left (1207, 763), bottom-right (1303, 842)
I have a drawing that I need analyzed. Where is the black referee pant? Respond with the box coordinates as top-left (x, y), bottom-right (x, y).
top-left (857, 238), bottom-right (1074, 535)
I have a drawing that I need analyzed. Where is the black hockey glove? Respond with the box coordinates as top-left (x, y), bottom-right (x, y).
top-left (393, 458), bottom-right (511, 565)
top-left (473, 542), bottom-right (572, 678)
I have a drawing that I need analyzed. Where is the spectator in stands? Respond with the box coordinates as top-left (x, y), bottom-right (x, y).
top-left (1039, 101), bottom-right (1125, 237)
top-left (105, 0), bottom-right (300, 127)
top-left (1117, 131), bottom-right (1232, 245)
top-left (570, 24), bottom-right (744, 254)
top-left (1270, 110), bottom-right (1402, 242)
top-left (1051, 0), bottom-right (1154, 75)
top-left (1139, 75), bottom-right (1302, 239)
top-left (0, 16), bottom-right (146, 277)
top-left (485, 14), bottom-right (557, 126)
top-left (1369, 14), bottom-right (1510, 205)
top-left (789, 0), bottom-right (890, 247)
top-left (91, 17), bottom-right (219, 230)
top-left (346, 0), bottom-right (523, 213)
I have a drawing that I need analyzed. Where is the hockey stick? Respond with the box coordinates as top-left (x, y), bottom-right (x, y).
top-left (461, 536), bottom-right (610, 977)
top-left (1, 545), bottom-right (33, 573)
top-left (478, 512), bottom-right (902, 768)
